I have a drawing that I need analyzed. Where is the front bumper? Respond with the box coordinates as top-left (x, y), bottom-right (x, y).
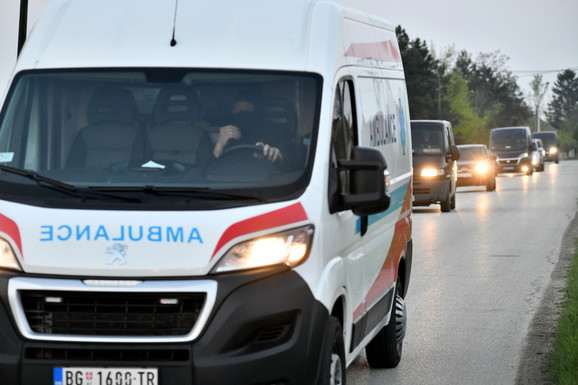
top-left (495, 157), bottom-right (532, 173)
top-left (0, 269), bottom-right (328, 385)
top-left (412, 177), bottom-right (450, 206)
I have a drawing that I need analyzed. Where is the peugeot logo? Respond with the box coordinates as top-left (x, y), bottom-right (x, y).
top-left (106, 243), bottom-right (128, 265)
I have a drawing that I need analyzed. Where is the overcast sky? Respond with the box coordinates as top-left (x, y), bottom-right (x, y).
top-left (2, 0), bottom-right (578, 106)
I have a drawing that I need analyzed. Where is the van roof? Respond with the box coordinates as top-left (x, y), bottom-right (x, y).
top-left (15, 0), bottom-right (402, 75)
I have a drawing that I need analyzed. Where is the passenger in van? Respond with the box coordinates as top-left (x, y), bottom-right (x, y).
top-left (212, 89), bottom-right (288, 163)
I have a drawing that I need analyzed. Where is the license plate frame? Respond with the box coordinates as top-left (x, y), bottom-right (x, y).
top-left (53, 367), bottom-right (158, 385)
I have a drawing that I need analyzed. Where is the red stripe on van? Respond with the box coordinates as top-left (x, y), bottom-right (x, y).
top-left (345, 40), bottom-right (401, 63)
top-left (211, 202), bottom-right (308, 259)
top-left (0, 214), bottom-right (23, 258)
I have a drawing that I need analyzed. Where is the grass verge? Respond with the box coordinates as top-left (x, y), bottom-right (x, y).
top-left (547, 239), bottom-right (578, 384)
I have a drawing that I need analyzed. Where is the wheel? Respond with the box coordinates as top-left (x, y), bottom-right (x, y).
top-left (526, 165), bottom-right (533, 175)
top-left (317, 316), bottom-right (346, 385)
top-left (366, 282), bottom-right (407, 368)
top-left (440, 191), bottom-right (451, 212)
top-left (486, 176), bottom-right (496, 191)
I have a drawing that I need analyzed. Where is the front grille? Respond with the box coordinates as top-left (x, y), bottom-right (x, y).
top-left (20, 291), bottom-right (206, 337)
top-left (498, 159), bottom-right (519, 165)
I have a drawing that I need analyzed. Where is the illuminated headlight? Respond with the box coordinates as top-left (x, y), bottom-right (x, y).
top-left (421, 168), bottom-right (444, 177)
top-left (0, 237), bottom-right (21, 271)
top-left (521, 153), bottom-right (529, 159)
top-left (475, 162), bottom-right (489, 174)
top-left (550, 147), bottom-right (558, 154)
top-left (214, 226), bottom-right (313, 273)
top-left (521, 165), bottom-right (529, 172)
top-left (532, 153), bottom-right (538, 165)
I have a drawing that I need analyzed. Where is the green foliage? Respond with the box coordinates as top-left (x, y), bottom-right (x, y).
top-left (443, 72), bottom-right (487, 144)
top-left (547, 69), bottom-right (578, 130)
top-left (396, 27), bottom-right (440, 119)
top-left (547, 240), bottom-right (578, 384)
top-left (396, 26), bottom-right (532, 146)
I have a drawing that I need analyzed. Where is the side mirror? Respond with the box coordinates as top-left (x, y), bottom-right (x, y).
top-left (450, 145), bottom-right (460, 161)
top-left (335, 147), bottom-right (391, 216)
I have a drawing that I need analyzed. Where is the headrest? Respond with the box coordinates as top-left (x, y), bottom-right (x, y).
top-left (154, 87), bottom-right (200, 125)
top-left (87, 87), bottom-right (136, 125)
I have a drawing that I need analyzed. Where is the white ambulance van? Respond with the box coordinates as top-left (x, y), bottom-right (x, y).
top-left (0, 1), bottom-right (413, 384)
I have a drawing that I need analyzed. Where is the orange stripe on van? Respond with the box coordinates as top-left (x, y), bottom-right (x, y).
top-left (211, 202), bottom-right (308, 260)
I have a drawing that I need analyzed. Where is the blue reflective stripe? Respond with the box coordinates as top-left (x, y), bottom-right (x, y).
top-left (355, 182), bottom-right (409, 234)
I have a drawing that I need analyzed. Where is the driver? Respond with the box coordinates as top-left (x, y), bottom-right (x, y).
top-left (213, 89), bottom-right (284, 162)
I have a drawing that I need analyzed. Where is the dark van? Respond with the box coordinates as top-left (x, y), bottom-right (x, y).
top-left (490, 126), bottom-right (536, 175)
top-left (532, 131), bottom-right (559, 163)
top-left (411, 120), bottom-right (460, 212)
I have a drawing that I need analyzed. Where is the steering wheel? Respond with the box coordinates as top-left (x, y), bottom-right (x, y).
top-left (219, 143), bottom-right (285, 171)
top-left (220, 144), bottom-right (265, 158)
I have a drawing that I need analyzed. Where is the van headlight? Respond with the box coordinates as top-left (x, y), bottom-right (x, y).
top-left (550, 147), bottom-right (558, 154)
top-left (213, 226), bottom-right (313, 273)
top-left (420, 168), bottom-right (444, 177)
top-left (0, 237), bottom-right (22, 271)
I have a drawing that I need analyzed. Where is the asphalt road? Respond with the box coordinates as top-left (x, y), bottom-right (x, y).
top-left (347, 160), bottom-right (578, 385)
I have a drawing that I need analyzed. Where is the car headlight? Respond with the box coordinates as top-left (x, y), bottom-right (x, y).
top-left (550, 147), bottom-right (558, 154)
top-left (0, 237), bottom-right (22, 271)
top-left (421, 168), bottom-right (444, 177)
top-left (532, 153), bottom-right (538, 165)
top-left (475, 162), bottom-right (489, 174)
top-left (214, 226), bottom-right (313, 273)
top-left (521, 152), bottom-right (529, 159)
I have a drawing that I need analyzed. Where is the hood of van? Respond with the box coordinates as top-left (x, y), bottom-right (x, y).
top-left (412, 154), bottom-right (446, 171)
top-left (0, 201), bottom-right (309, 277)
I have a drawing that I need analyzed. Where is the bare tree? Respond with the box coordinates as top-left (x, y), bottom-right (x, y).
top-left (529, 74), bottom-right (549, 132)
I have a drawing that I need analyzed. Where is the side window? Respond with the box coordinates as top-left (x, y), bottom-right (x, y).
top-left (331, 80), bottom-right (356, 165)
top-left (329, 79), bottom-right (357, 211)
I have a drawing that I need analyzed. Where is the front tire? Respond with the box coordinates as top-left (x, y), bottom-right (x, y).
top-left (317, 316), bottom-right (346, 385)
top-left (440, 190), bottom-right (451, 212)
top-left (366, 282), bottom-right (407, 368)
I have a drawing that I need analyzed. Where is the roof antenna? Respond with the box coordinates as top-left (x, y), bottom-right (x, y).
top-left (170, 0), bottom-right (178, 47)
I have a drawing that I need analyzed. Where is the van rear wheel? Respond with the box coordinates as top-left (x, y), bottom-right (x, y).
top-left (365, 282), bottom-right (406, 368)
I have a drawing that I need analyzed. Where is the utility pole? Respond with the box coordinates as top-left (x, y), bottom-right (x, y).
top-left (18, 0), bottom-right (29, 56)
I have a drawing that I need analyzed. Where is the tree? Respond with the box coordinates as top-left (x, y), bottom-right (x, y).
top-left (444, 72), bottom-right (486, 144)
top-left (528, 74), bottom-right (549, 132)
top-left (547, 69), bottom-right (578, 129)
top-left (396, 26), bottom-right (439, 119)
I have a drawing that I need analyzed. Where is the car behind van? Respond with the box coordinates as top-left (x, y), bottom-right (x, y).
top-left (411, 120), bottom-right (460, 212)
top-left (456, 144), bottom-right (497, 191)
top-left (490, 126), bottom-right (535, 175)
top-left (0, 1), bottom-right (413, 384)
top-left (532, 131), bottom-right (559, 163)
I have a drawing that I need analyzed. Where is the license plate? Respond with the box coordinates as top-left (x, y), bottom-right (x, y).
top-left (54, 367), bottom-right (158, 385)
top-left (458, 172), bottom-right (472, 178)
top-left (503, 166), bottom-right (514, 171)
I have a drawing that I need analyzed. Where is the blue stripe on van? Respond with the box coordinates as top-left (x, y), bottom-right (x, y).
top-left (355, 182), bottom-right (409, 234)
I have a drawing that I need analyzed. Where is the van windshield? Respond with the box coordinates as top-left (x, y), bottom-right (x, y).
top-left (0, 69), bottom-right (321, 209)
top-left (490, 129), bottom-right (527, 152)
top-left (411, 123), bottom-right (445, 155)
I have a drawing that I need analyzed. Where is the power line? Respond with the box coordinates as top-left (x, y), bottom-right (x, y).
top-left (513, 66), bottom-right (578, 77)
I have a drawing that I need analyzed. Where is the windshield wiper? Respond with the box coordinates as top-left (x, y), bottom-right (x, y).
top-left (0, 165), bottom-right (141, 203)
top-left (90, 186), bottom-right (264, 202)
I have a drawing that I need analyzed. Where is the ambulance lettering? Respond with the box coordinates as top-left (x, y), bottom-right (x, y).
top-left (39, 225), bottom-right (204, 244)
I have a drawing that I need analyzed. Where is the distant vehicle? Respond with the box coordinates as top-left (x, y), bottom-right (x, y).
top-left (532, 131), bottom-right (559, 163)
top-left (531, 138), bottom-right (545, 172)
top-left (411, 120), bottom-right (460, 212)
top-left (489, 126), bottom-right (535, 175)
top-left (456, 144), bottom-right (497, 191)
